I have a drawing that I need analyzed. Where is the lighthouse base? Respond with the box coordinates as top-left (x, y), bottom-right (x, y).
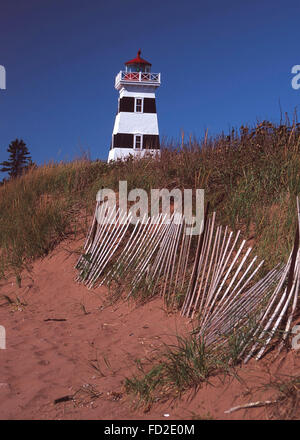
top-left (108, 148), bottom-right (161, 163)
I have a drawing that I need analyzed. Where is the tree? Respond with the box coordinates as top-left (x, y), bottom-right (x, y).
top-left (0, 139), bottom-right (32, 178)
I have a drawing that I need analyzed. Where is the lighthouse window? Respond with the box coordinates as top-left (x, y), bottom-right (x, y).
top-left (135, 135), bottom-right (142, 149)
top-left (135, 98), bottom-right (143, 113)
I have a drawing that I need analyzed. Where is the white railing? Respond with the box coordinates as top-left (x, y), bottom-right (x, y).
top-left (115, 71), bottom-right (161, 88)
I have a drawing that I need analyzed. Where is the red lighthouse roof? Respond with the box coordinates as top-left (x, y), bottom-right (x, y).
top-left (125, 49), bottom-right (152, 66)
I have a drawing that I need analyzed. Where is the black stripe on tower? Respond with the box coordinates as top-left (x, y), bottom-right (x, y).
top-left (119, 97), bottom-right (134, 112)
top-left (113, 134), bottom-right (134, 148)
top-left (143, 98), bottom-right (157, 113)
top-left (118, 97), bottom-right (157, 113)
top-left (143, 135), bottom-right (160, 149)
top-left (113, 134), bottom-right (160, 149)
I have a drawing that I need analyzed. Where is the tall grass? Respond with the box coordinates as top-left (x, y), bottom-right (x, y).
top-left (124, 331), bottom-right (245, 406)
top-left (0, 160), bottom-right (108, 278)
top-left (1, 117), bottom-right (300, 279)
top-left (124, 309), bottom-right (286, 407)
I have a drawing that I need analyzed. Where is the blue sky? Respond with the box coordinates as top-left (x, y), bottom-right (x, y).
top-left (0, 0), bottom-right (299, 165)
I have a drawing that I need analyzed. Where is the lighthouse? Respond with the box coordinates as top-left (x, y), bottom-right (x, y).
top-left (108, 50), bottom-right (161, 162)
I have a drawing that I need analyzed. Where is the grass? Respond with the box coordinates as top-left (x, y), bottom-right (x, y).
top-left (266, 375), bottom-right (300, 419)
top-left (124, 306), bottom-right (291, 408)
top-left (124, 333), bottom-right (236, 407)
top-left (0, 293), bottom-right (27, 311)
top-left (0, 159), bottom-right (109, 279)
top-left (1, 118), bottom-right (299, 282)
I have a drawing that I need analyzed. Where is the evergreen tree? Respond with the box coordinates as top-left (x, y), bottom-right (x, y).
top-left (0, 139), bottom-right (32, 178)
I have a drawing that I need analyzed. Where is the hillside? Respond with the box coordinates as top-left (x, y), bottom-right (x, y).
top-left (0, 119), bottom-right (300, 419)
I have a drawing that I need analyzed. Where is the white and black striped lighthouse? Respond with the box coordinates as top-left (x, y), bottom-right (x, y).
top-left (108, 50), bottom-right (161, 162)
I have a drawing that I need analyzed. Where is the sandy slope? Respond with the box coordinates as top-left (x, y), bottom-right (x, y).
top-left (0, 239), bottom-right (299, 420)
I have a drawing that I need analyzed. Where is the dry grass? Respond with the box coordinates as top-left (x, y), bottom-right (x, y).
top-left (1, 117), bottom-right (300, 281)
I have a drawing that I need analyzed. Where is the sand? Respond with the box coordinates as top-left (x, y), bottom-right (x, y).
top-left (0, 239), bottom-right (299, 420)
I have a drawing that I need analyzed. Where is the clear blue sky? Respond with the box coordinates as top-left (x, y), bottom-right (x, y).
top-left (0, 0), bottom-right (299, 165)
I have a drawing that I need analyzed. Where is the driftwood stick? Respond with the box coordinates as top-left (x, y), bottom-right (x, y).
top-left (224, 400), bottom-right (276, 414)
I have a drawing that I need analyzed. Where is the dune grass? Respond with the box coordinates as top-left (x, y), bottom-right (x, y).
top-left (0, 160), bottom-right (108, 279)
top-left (124, 305), bottom-right (279, 406)
top-left (124, 332), bottom-right (250, 406)
top-left (0, 117), bottom-right (299, 282)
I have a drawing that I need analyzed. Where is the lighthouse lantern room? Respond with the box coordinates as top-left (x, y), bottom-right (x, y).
top-left (108, 50), bottom-right (161, 162)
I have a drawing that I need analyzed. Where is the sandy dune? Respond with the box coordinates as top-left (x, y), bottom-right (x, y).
top-left (0, 239), bottom-right (299, 420)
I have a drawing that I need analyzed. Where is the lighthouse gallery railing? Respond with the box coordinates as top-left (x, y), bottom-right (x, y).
top-left (115, 71), bottom-right (161, 88)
